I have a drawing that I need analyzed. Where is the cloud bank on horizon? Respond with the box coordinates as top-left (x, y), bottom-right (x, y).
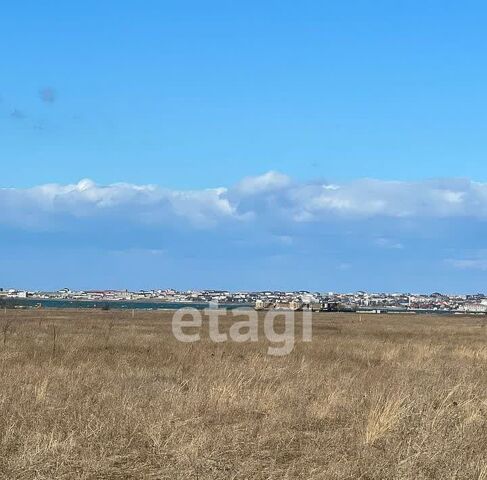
top-left (2, 171), bottom-right (487, 292)
top-left (2, 172), bottom-right (487, 227)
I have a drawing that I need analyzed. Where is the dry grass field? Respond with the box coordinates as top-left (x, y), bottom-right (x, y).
top-left (0, 308), bottom-right (486, 479)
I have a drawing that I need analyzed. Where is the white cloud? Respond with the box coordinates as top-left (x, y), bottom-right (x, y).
top-left (235, 171), bottom-right (291, 195)
top-left (374, 237), bottom-right (404, 249)
top-left (0, 179), bottom-right (237, 229)
top-left (446, 258), bottom-right (487, 271)
top-left (3, 173), bottom-right (487, 231)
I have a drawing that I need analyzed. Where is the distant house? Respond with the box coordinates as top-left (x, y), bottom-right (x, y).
top-left (464, 300), bottom-right (487, 313)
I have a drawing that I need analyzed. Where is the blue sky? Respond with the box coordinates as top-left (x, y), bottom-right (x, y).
top-left (2, 1), bottom-right (487, 292)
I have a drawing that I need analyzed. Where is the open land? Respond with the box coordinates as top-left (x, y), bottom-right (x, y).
top-left (0, 309), bottom-right (486, 479)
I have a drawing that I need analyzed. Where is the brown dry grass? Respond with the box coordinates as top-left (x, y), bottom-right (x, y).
top-left (0, 309), bottom-right (486, 479)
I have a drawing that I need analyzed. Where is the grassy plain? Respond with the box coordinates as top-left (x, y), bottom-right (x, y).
top-left (0, 308), bottom-right (486, 479)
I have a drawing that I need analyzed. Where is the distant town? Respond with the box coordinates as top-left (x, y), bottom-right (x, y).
top-left (2, 287), bottom-right (487, 314)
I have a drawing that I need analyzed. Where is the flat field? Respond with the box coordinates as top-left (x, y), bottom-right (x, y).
top-left (0, 308), bottom-right (486, 479)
